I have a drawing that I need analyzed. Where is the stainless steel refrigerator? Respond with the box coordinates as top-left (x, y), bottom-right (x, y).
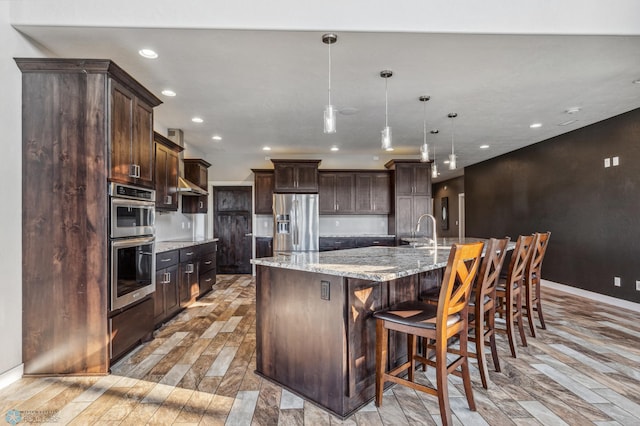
top-left (273, 193), bottom-right (319, 252)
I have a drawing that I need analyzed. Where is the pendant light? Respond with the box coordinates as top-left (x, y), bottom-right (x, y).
top-left (431, 130), bottom-right (439, 178)
top-left (448, 113), bottom-right (458, 170)
top-left (322, 33), bottom-right (338, 134)
top-left (380, 70), bottom-right (393, 151)
top-left (419, 95), bottom-right (431, 162)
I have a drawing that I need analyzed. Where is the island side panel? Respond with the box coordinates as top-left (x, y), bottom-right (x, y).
top-left (255, 265), bottom-right (347, 415)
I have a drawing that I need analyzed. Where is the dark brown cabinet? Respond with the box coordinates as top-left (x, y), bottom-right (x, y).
top-left (199, 242), bottom-right (218, 296)
top-left (182, 159), bottom-right (211, 214)
top-left (392, 161), bottom-right (431, 196)
top-left (319, 236), bottom-right (395, 251)
top-left (272, 159), bottom-right (321, 193)
top-left (252, 169), bottom-right (275, 214)
top-left (154, 250), bottom-right (180, 326)
top-left (179, 246), bottom-right (200, 307)
top-left (154, 132), bottom-right (183, 211)
top-left (355, 172), bottom-right (391, 214)
top-left (255, 237), bottom-right (273, 258)
top-left (17, 58), bottom-right (161, 374)
top-left (110, 80), bottom-right (156, 188)
top-left (386, 160), bottom-right (432, 243)
top-left (319, 172), bottom-right (356, 214)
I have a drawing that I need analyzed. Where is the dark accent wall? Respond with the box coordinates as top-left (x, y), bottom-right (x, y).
top-left (432, 176), bottom-right (464, 238)
top-left (465, 108), bottom-right (640, 303)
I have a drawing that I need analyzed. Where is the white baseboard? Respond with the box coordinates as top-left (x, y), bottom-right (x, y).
top-left (0, 363), bottom-right (23, 390)
top-left (542, 279), bottom-right (640, 313)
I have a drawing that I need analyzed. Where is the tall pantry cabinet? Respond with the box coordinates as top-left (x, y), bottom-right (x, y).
top-left (16, 58), bottom-right (162, 375)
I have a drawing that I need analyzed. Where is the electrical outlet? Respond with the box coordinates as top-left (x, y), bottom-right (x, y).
top-left (181, 222), bottom-right (185, 229)
top-left (335, 220), bottom-right (340, 227)
top-left (636, 280), bottom-right (640, 291)
top-left (613, 156), bottom-right (620, 166)
top-left (187, 222), bottom-right (191, 229)
top-left (604, 158), bottom-right (611, 168)
top-left (321, 280), bottom-right (330, 300)
top-left (614, 276), bottom-right (621, 287)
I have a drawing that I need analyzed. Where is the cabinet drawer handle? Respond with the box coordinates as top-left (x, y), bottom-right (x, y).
top-left (166, 195), bottom-right (172, 204)
top-left (204, 261), bottom-right (212, 265)
top-left (186, 263), bottom-right (195, 273)
top-left (185, 251), bottom-right (194, 256)
top-left (160, 258), bottom-right (172, 262)
top-left (204, 278), bottom-right (212, 282)
top-left (199, 201), bottom-right (204, 209)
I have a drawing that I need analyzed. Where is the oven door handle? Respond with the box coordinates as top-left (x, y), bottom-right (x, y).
top-left (110, 236), bottom-right (156, 248)
top-left (111, 198), bottom-right (156, 209)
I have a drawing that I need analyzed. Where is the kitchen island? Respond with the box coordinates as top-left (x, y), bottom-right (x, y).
top-left (251, 238), bottom-right (492, 418)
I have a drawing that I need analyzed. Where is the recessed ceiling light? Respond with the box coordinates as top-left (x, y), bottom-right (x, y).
top-left (565, 107), bottom-right (581, 114)
top-left (212, 135), bottom-right (222, 141)
top-left (385, 147), bottom-right (394, 152)
top-left (330, 146), bottom-right (339, 152)
top-left (480, 144), bottom-right (490, 149)
top-left (262, 146), bottom-right (271, 151)
top-left (443, 160), bottom-right (450, 164)
top-left (191, 117), bottom-right (203, 123)
top-left (530, 123), bottom-right (542, 129)
top-left (161, 89), bottom-right (176, 97)
top-left (633, 79), bottom-right (640, 84)
top-left (138, 49), bottom-right (158, 59)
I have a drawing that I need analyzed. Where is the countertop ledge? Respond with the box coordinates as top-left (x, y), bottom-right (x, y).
top-left (156, 238), bottom-right (219, 253)
top-left (251, 238), bottom-right (511, 282)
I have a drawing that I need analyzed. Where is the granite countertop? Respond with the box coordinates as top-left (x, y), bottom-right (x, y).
top-left (156, 238), bottom-right (219, 253)
top-left (251, 238), bottom-right (515, 282)
top-left (402, 237), bottom-right (486, 247)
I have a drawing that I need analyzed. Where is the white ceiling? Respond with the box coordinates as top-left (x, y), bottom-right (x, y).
top-left (12, 5), bottom-right (640, 181)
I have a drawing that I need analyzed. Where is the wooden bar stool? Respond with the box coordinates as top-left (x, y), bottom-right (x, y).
top-left (523, 232), bottom-right (551, 337)
top-left (495, 234), bottom-right (534, 358)
top-left (422, 237), bottom-right (510, 389)
top-left (373, 242), bottom-right (484, 426)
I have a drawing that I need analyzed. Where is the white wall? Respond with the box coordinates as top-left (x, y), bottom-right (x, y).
top-left (0, 3), bottom-right (46, 384)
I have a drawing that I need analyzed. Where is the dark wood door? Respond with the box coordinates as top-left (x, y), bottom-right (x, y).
top-left (295, 163), bottom-right (320, 192)
top-left (318, 173), bottom-right (337, 213)
top-left (214, 186), bottom-right (253, 274)
top-left (394, 164), bottom-right (415, 195)
top-left (110, 80), bottom-right (134, 184)
top-left (371, 173), bottom-right (391, 213)
top-left (132, 98), bottom-right (154, 187)
top-left (413, 165), bottom-right (431, 196)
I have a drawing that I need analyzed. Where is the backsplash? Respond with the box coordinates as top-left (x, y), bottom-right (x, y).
top-left (320, 215), bottom-right (388, 236)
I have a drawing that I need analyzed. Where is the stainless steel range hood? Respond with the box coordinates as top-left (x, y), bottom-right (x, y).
top-left (177, 176), bottom-right (208, 196)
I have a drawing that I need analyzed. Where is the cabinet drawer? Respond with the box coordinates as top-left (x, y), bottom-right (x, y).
top-left (356, 237), bottom-right (396, 247)
top-left (199, 242), bottom-right (217, 254)
top-left (179, 246), bottom-right (199, 262)
top-left (199, 269), bottom-right (217, 295)
top-left (156, 250), bottom-right (179, 269)
top-left (200, 251), bottom-right (216, 273)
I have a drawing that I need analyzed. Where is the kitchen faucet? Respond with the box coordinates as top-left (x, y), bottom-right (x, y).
top-left (415, 213), bottom-right (437, 250)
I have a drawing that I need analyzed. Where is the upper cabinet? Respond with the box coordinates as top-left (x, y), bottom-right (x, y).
top-left (154, 132), bottom-right (183, 211)
top-left (391, 161), bottom-right (431, 196)
top-left (252, 169), bottom-right (275, 215)
top-left (319, 172), bottom-right (356, 214)
top-left (355, 172), bottom-right (391, 214)
top-left (272, 159), bottom-right (321, 193)
top-left (385, 160), bottom-right (432, 242)
top-left (182, 159), bottom-right (211, 214)
top-left (109, 79), bottom-right (160, 188)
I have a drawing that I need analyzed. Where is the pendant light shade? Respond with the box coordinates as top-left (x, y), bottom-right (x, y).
top-left (448, 113), bottom-right (458, 170)
top-left (419, 95), bottom-right (430, 162)
top-left (380, 70), bottom-right (393, 151)
top-left (322, 33), bottom-right (338, 134)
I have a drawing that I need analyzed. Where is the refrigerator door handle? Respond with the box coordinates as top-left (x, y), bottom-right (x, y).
top-left (293, 199), bottom-right (299, 246)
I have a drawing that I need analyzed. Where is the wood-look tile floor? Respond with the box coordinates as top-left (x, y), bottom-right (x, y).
top-left (2, 275), bottom-right (640, 425)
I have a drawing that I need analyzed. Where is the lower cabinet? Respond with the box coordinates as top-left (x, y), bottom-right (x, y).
top-left (154, 250), bottom-right (180, 326)
top-left (199, 242), bottom-right (217, 296)
top-left (319, 236), bottom-right (395, 252)
top-left (110, 297), bottom-right (154, 362)
top-left (255, 237), bottom-right (273, 258)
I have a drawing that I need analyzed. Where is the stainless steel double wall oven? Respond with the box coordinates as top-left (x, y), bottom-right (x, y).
top-left (109, 182), bottom-right (156, 311)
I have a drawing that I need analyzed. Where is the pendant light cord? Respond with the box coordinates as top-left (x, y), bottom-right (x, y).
top-left (328, 41), bottom-right (332, 105)
top-left (385, 77), bottom-right (389, 127)
top-left (423, 101), bottom-right (427, 145)
top-left (451, 116), bottom-right (455, 155)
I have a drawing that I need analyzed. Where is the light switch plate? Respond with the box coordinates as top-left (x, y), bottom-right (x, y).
top-left (321, 280), bottom-right (330, 300)
top-left (612, 156), bottom-right (620, 166)
top-left (614, 276), bottom-right (621, 287)
top-left (636, 280), bottom-right (640, 291)
top-left (604, 158), bottom-right (611, 168)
